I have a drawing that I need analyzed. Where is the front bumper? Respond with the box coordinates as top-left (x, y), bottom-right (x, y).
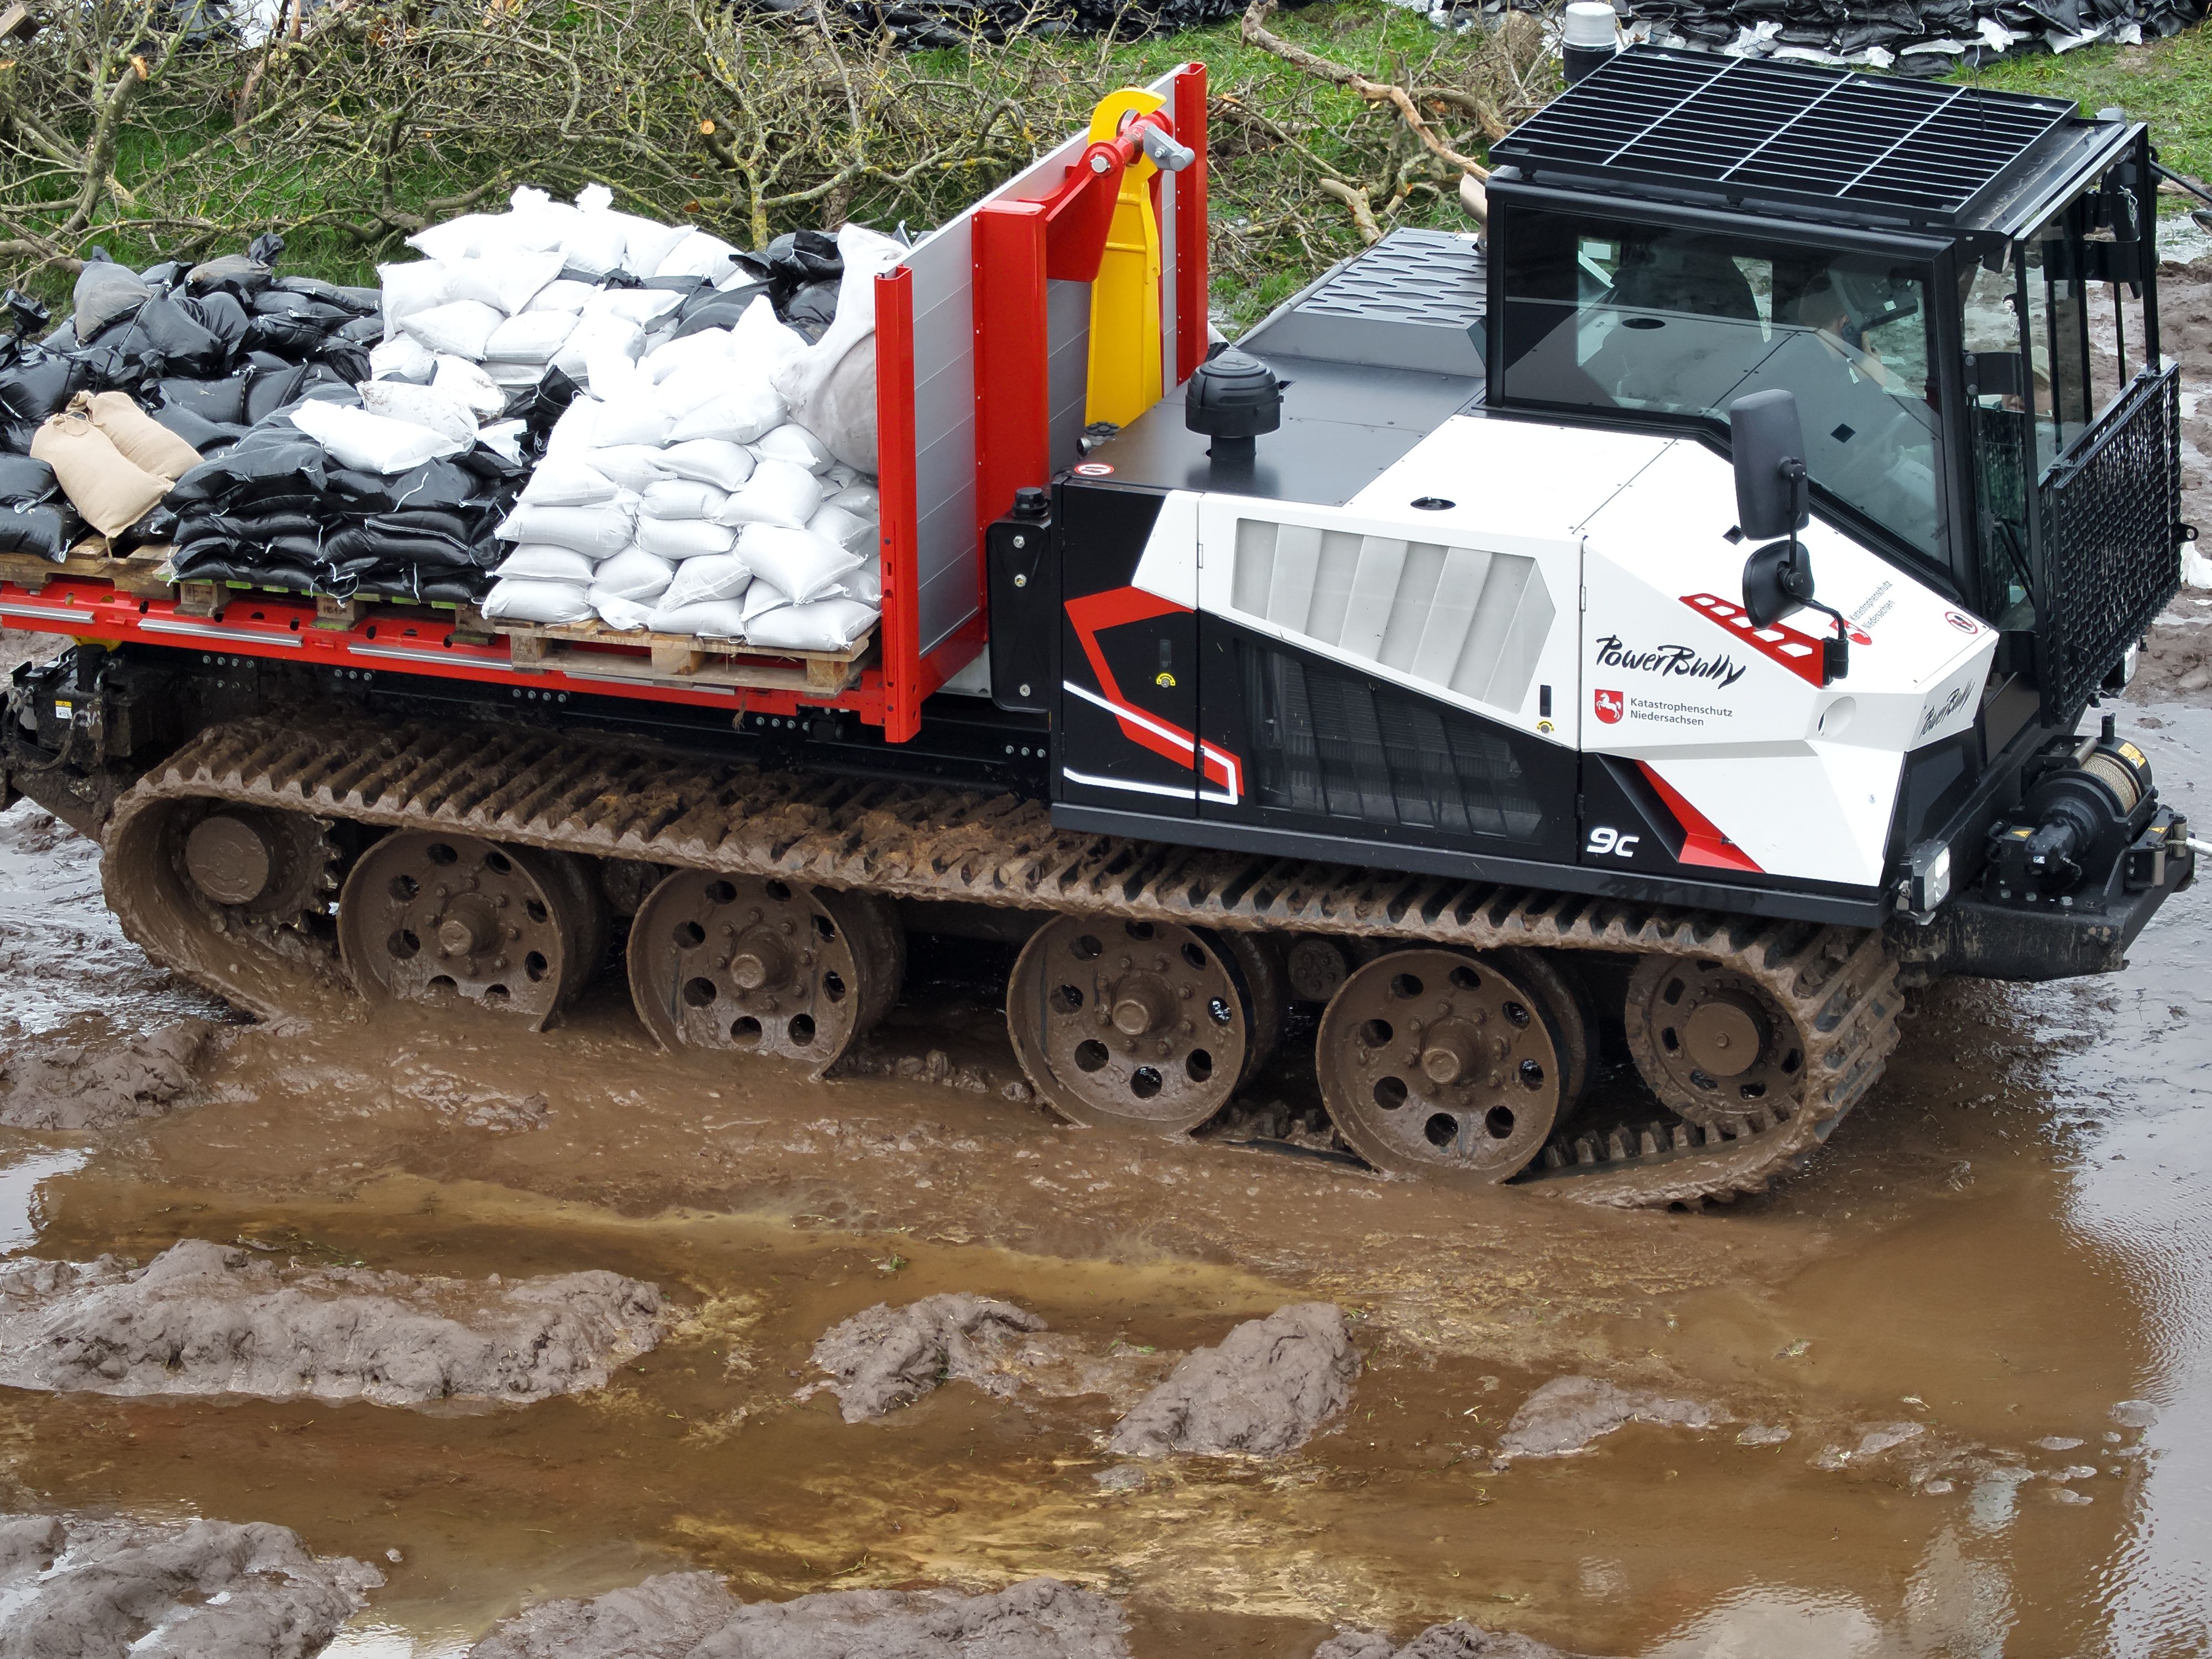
top-left (1893, 806), bottom-right (2195, 982)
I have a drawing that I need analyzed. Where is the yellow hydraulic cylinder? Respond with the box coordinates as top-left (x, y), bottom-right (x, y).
top-left (1084, 88), bottom-right (1166, 429)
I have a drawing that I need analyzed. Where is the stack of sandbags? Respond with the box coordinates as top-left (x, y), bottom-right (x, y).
top-left (480, 223), bottom-right (897, 655)
top-left (373, 186), bottom-right (755, 403)
top-left (164, 374), bottom-right (545, 603)
top-left (29, 392), bottom-right (202, 549)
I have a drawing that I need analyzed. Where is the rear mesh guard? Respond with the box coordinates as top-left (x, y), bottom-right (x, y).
top-left (2041, 363), bottom-right (2182, 720)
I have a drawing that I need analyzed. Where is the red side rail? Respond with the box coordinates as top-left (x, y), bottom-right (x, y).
top-left (1173, 61), bottom-right (1209, 386)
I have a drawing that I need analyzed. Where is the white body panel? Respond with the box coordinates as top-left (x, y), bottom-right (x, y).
top-left (1123, 411), bottom-right (1995, 893)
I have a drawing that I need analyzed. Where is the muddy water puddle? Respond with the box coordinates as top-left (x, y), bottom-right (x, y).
top-left (2, 715), bottom-right (2211, 1654)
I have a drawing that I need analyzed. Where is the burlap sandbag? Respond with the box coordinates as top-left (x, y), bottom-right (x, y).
top-left (30, 411), bottom-right (171, 538)
top-left (82, 390), bottom-right (201, 481)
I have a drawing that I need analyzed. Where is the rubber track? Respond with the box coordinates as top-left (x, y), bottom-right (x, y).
top-left (109, 715), bottom-right (1903, 1207)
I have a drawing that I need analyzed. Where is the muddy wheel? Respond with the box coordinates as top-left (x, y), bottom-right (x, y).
top-left (625, 870), bottom-right (902, 1077)
top-left (1316, 948), bottom-right (1566, 1183)
top-left (1491, 947), bottom-right (1597, 1112)
top-left (1623, 953), bottom-right (1803, 1133)
top-left (1006, 914), bottom-right (1261, 1134)
top-left (337, 831), bottom-right (606, 1030)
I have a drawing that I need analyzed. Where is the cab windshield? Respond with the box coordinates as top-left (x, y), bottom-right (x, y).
top-left (1495, 208), bottom-right (1943, 560)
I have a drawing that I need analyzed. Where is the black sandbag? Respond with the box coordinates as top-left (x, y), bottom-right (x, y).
top-left (760, 229), bottom-right (841, 296)
top-left (74, 261), bottom-right (154, 338)
top-left (323, 525), bottom-right (477, 568)
top-left (312, 340), bottom-right (372, 385)
top-left (0, 346), bottom-right (89, 427)
top-left (248, 289), bottom-right (351, 327)
top-left (0, 453), bottom-right (62, 507)
top-left (383, 458), bottom-right (488, 513)
top-left (185, 253), bottom-right (275, 300)
top-left (137, 261), bottom-right (185, 292)
top-left (75, 294), bottom-right (228, 386)
top-left (418, 573), bottom-right (489, 603)
top-left (184, 290), bottom-right (251, 359)
top-left (152, 405), bottom-right (244, 453)
top-left (111, 504), bottom-right (179, 556)
top-left (0, 502), bottom-right (71, 560)
top-left (242, 362), bottom-right (312, 424)
top-left (374, 507), bottom-right (475, 541)
top-left (274, 276), bottom-right (380, 317)
top-left (335, 315), bottom-right (384, 345)
top-left (244, 312), bottom-right (337, 358)
top-left (3, 289), bottom-right (52, 337)
top-left (158, 371), bottom-right (252, 425)
top-left (166, 433), bottom-right (328, 508)
top-left (514, 367), bottom-right (582, 444)
top-left (781, 278), bottom-right (841, 342)
top-left (674, 283), bottom-right (770, 338)
top-left (451, 445), bottom-right (525, 487)
top-left (227, 507), bottom-right (325, 540)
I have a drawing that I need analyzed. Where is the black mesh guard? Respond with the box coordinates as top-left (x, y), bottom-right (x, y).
top-left (2040, 363), bottom-right (2183, 723)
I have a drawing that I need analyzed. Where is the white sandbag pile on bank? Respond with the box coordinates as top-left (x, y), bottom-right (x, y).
top-left (475, 219), bottom-right (899, 654)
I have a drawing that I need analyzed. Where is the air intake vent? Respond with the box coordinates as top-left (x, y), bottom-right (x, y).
top-left (1490, 47), bottom-right (2075, 223)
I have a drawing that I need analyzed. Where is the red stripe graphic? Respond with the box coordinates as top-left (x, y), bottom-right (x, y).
top-left (1637, 761), bottom-right (1763, 873)
top-left (1062, 586), bottom-right (1240, 799)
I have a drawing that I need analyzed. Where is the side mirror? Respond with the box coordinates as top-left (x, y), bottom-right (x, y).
top-left (1741, 538), bottom-right (1812, 629)
top-left (1730, 388), bottom-right (1810, 541)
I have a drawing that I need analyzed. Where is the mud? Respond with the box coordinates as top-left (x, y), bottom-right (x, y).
top-left (1489, 1376), bottom-right (1714, 1466)
top-left (0, 1239), bottom-right (665, 1406)
top-left (468, 1573), bottom-right (1127, 1658)
top-left (1314, 1627), bottom-right (1576, 1659)
top-left (803, 1293), bottom-right (1047, 1422)
top-left (1109, 1303), bottom-right (1359, 1458)
top-left (0, 1511), bottom-right (380, 1658)
top-left (0, 1017), bottom-right (211, 1130)
top-left (0, 626), bottom-right (61, 676)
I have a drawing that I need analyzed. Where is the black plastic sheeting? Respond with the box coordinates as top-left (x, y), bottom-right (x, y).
top-left (1619, 0), bottom-right (2206, 72)
top-left (737, 0), bottom-right (1295, 48)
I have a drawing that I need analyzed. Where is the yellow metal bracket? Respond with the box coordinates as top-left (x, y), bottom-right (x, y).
top-left (1083, 87), bottom-right (1166, 429)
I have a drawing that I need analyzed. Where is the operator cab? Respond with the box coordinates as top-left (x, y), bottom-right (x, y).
top-left (1485, 48), bottom-right (2175, 723)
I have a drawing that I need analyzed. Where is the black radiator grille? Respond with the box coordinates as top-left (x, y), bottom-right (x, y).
top-left (1240, 646), bottom-right (1545, 842)
top-left (2040, 364), bottom-right (2182, 720)
top-left (1490, 48), bottom-right (2073, 223)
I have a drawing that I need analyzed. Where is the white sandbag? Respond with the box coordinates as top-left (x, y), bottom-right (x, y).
top-left (593, 397), bottom-right (674, 449)
top-left (649, 363), bottom-right (739, 421)
top-left (399, 299), bottom-right (504, 359)
top-left (638, 517), bottom-right (737, 560)
top-left (640, 478), bottom-right (727, 520)
top-left (639, 326), bottom-right (733, 384)
top-left (733, 523), bottom-right (860, 603)
top-left (289, 399), bottom-right (466, 473)
top-left (583, 444), bottom-right (670, 493)
top-left (840, 556), bottom-right (883, 604)
top-left (432, 354), bottom-right (507, 419)
top-left (406, 213), bottom-right (498, 262)
top-left (368, 335), bottom-right (437, 383)
top-left (655, 229), bottom-right (739, 281)
top-left (666, 380), bottom-right (786, 446)
top-left (742, 580), bottom-right (791, 624)
top-left (549, 316), bottom-right (644, 385)
top-left (788, 337), bottom-right (875, 474)
top-left (356, 379), bottom-right (479, 445)
top-left (612, 212), bottom-right (691, 278)
top-left (644, 598), bottom-right (748, 638)
top-left (825, 482), bottom-right (879, 517)
top-left (756, 422), bottom-right (835, 473)
top-left (659, 551), bottom-right (752, 610)
top-left (822, 462), bottom-right (861, 489)
top-left (731, 295), bottom-right (807, 379)
top-left (483, 578), bottom-right (594, 624)
top-left (447, 249), bottom-right (565, 316)
top-left (526, 279), bottom-right (596, 314)
top-left (583, 343), bottom-right (649, 403)
top-left (478, 418), bottom-right (528, 463)
top-left (544, 396), bottom-right (601, 460)
top-left (505, 186), bottom-right (582, 252)
top-left (716, 459), bottom-right (822, 530)
top-left (588, 546), bottom-right (676, 602)
top-left (561, 209), bottom-right (629, 279)
top-left (494, 503), bottom-right (636, 558)
top-left (519, 457), bottom-right (618, 507)
top-left (770, 222), bottom-right (902, 469)
top-left (807, 502), bottom-right (876, 556)
top-left (484, 361), bottom-right (546, 389)
top-left (493, 545), bottom-right (598, 582)
top-left (581, 287), bottom-right (685, 328)
top-left (746, 598), bottom-right (878, 653)
top-left (659, 439), bottom-right (754, 492)
top-left (592, 593), bottom-right (658, 632)
top-left (483, 309), bottom-right (578, 364)
top-left (378, 259), bottom-right (451, 339)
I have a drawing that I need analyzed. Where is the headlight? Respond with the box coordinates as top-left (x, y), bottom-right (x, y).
top-left (1906, 842), bottom-right (1952, 914)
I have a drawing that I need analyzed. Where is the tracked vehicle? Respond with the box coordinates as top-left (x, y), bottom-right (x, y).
top-left (3, 52), bottom-right (2196, 1204)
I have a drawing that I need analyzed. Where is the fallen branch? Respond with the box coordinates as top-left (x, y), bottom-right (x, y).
top-left (1317, 176), bottom-right (1380, 244)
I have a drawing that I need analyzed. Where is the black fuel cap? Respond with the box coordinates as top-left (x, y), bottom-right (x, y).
top-left (1184, 348), bottom-right (1282, 461)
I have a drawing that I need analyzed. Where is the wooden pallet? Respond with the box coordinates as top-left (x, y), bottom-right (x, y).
top-left (489, 615), bottom-right (874, 696)
top-left (0, 541), bottom-right (175, 601)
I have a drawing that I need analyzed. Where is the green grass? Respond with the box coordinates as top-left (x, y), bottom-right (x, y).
top-left (1958, 24), bottom-right (2212, 189)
